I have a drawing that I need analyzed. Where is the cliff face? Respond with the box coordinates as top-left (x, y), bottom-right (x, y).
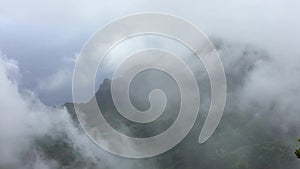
top-left (59, 78), bottom-right (300, 169)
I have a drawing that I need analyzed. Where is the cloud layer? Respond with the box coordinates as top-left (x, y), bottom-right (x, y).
top-left (0, 52), bottom-right (123, 169)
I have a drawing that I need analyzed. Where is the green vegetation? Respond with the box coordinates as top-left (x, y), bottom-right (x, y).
top-left (35, 134), bottom-right (97, 168)
top-left (296, 139), bottom-right (300, 159)
top-left (61, 80), bottom-right (300, 169)
top-left (35, 135), bottom-right (76, 166)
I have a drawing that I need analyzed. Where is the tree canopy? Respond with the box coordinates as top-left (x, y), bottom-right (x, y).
top-left (295, 139), bottom-right (300, 159)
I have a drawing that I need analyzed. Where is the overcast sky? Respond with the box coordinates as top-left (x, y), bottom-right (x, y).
top-left (0, 0), bottom-right (300, 105)
top-left (1, 1), bottom-right (300, 168)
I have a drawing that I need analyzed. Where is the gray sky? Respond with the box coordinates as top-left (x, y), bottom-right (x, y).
top-left (0, 1), bottom-right (300, 168)
top-left (0, 0), bottom-right (300, 105)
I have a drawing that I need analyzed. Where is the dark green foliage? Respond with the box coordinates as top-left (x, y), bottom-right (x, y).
top-left (35, 134), bottom-right (98, 168)
top-left (61, 79), bottom-right (300, 168)
top-left (296, 139), bottom-right (300, 159)
top-left (296, 149), bottom-right (300, 159)
top-left (35, 135), bottom-right (76, 166)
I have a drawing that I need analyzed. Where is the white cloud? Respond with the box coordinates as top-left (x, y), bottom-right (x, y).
top-left (38, 69), bottom-right (71, 93)
top-left (0, 50), bottom-right (153, 168)
top-left (0, 52), bottom-right (99, 168)
top-left (1, 0), bottom-right (300, 105)
top-left (0, 52), bottom-right (55, 167)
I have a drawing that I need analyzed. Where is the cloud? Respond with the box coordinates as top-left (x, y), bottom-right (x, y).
top-left (237, 50), bottom-right (300, 131)
top-left (1, 47), bottom-right (165, 168)
top-left (1, 1), bottom-right (300, 166)
top-left (38, 70), bottom-right (71, 93)
top-left (1, 0), bottom-right (299, 106)
top-left (0, 52), bottom-right (54, 167)
top-left (0, 0), bottom-right (144, 26)
top-left (34, 53), bottom-right (77, 105)
top-left (0, 52), bottom-right (121, 168)
top-left (37, 68), bottom-right (73, 105)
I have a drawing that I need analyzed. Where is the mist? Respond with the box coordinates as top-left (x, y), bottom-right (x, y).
top-left (0, 1), bottom-right (300, 166)
top-left (0, 52), bottom-right (157, 169)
